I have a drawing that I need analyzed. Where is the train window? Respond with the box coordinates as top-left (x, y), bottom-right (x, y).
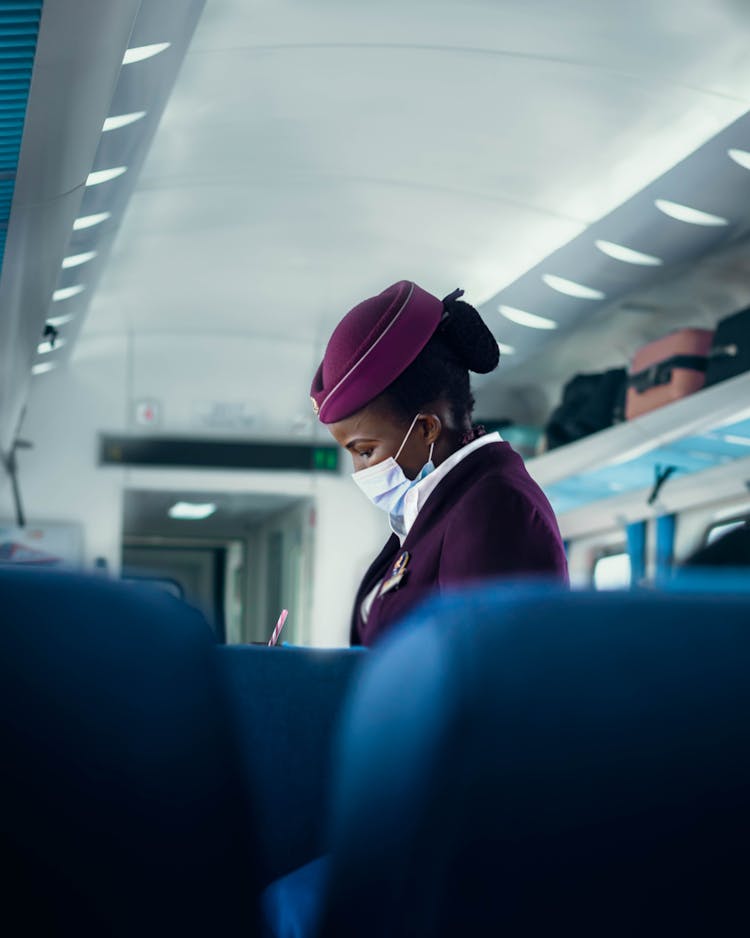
top-left (593, 551), bottom-right (631, 590)
top-left (706, 519), bottom-right (748, 546)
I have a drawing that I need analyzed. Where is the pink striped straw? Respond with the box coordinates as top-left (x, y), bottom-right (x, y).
top-left (268, 609), bottom-right (289, 647)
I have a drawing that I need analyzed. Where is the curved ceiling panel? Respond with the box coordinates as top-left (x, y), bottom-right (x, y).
top-left (480, 109), bottom-right (750, 369)
top-left (81, 0), bottom-right (750, 359)
top-left (30, 0), bottom-right (206, 379)
top-left (0, 0), bottom-right (143, 452)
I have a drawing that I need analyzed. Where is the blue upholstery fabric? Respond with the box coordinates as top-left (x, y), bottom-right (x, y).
top-left (667, 570), bottom-right (750, 592)
top-left (320, 584), bottom-right (750, 937)
top-left (0, 568), bottom-right (258, 935)
top-left (260, 855), bottom-right (330, 938)
top-left (217, 645), bottom-right (365, 886)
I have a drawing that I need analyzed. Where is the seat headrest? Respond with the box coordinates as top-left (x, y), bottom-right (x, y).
top-left (0, 568), bottom-right (257, 934)
top-left (322, 585), bottom-right (750, 936)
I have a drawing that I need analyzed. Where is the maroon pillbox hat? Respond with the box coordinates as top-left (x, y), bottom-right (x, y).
top-left (310, 281), bottom-right (445, 424)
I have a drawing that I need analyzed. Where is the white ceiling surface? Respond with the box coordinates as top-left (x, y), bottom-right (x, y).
top-left (82, 1), bottom-right (750, 393)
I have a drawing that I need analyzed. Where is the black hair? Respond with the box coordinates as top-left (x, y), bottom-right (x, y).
top-left (382, 295), bottom-right (500, 425)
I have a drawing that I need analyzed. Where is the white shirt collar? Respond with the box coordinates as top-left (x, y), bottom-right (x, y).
top-left (390, 432), bottom-right (503, 544)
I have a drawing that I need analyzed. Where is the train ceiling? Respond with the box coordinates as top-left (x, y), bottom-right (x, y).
top-left (3, 0), bottom-right (750, 447)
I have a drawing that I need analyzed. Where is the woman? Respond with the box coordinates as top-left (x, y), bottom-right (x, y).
top-left (310, 280), bottom-right (568, 646)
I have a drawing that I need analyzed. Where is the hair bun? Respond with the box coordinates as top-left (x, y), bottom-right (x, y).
top-left (440, 298), bottom-right (500, 375)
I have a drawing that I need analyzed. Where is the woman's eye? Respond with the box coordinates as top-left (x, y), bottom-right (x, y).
top-left (357, 449), bottom-right (373, 459)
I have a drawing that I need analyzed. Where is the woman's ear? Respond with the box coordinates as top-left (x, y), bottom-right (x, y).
top-left (420, 413), bottom-right (442, 445)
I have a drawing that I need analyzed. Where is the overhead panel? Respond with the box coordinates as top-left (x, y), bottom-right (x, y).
top-left (482, 110), bottom-right (750, 368)
top-left (0, 0), bottom-right (42, 277)
top-left (545, 416), bottom-right (750, 515)
top-left (33, 0), bottom-right (206, 377)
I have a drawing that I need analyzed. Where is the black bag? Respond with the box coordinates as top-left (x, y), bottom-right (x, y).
top-left (545, 368), bottom-right (627, 451)
top-left (705, 307), bottom-right (750, 387)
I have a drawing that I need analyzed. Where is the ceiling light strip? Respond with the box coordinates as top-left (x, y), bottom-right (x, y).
top-left (728, 148), bottom-right (750, 171)
top-left (73, 211), bottom-right (111, 231)
top-left (654, 199), bottom-right (729, 227)
top-left (102, 111), bottom-right (146, 132)
top-left (542, 274), bottom-right (606, 300)
top-left (499, 305), bottom-right (558, 330)
top-left (595, 240), bottom-right (663, 267)
top-left (86, 166), bottom-right (127, 187)
top-left (52, 284), bottom-right (84, 302)
top-left (62, 250), bottom-right (97, 269)
top-left (122, 42), bottom-right (170, 65)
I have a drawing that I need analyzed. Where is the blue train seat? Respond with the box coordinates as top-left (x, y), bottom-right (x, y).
top-left (217, 644), bottom-right (365, 887)
top-left (0, 568), bottom-right (259, 935)
top-left (319, 584), bottom-right (750, 937)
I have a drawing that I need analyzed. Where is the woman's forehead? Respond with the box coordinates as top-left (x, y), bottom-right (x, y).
top-left (329, 400), bottom-right (399, 444)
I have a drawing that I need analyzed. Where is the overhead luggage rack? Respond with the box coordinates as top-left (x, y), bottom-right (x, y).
top-left (525, 370), bottom-right (750, 531)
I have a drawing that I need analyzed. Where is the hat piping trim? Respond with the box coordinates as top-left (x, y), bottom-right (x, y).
top-left (319, 281), bottom-right (415, 419)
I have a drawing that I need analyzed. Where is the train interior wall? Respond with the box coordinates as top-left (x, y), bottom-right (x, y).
top-left (0, 332), bottom-right (387, 647)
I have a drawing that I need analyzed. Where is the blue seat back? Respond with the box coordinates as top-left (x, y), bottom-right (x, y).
top-left (321, 585), bottom-right (750, 936)
top-left (218, 644), bottom-right (365, 886)
top-left (0, 569), bottom-right (258, 935)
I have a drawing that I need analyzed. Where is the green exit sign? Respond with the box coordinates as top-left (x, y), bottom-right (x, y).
top-left (312, 447), bottom-right (339, 472)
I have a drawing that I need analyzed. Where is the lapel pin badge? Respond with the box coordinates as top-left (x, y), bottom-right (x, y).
top-left (380, 550), bottom-right (410, 596)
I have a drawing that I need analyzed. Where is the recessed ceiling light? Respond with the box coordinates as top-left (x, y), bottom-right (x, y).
top-left (498, 305), bottom-right (558, 330)
top-left (46, 313), bottom-right (75, 328)
top-left (595, 240), bottom-right (663, 266)
top-left (168, 501), bottom-right (217, 521)
top-left (497, 342), bottom-right (516, 354)
top-left (123, 42), bottom-right (170, 65)
top-left (542, 274), bottom-right (606, 300)
top-left (62, 250), bottom-right (97, 269)
top-left (32, 362), bottom-right (57, 376)
top-left (52, 285), bottom-right (84, 302)
top-left (38, 338), bottom-right (67, 355)
top-left (86, 166), bottom-right (127, 187)
top-left (73, 212), bottom-right (111, 231)
top-left (102, 111), bottom-right (147, 132)
top-left (654, 199), bottom-right (728, 226)
top-left (728, 148), bottom-right (750, 171)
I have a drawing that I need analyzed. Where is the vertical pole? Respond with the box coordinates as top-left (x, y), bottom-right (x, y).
top-left (626, 520), bottom-right (647, 587)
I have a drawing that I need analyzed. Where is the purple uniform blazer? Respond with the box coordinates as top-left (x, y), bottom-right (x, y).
top-left (351, 441), bottom-right (568, 647)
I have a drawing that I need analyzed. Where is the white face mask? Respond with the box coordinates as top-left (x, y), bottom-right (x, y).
top-left (351, 413), bottom-right (435, 529)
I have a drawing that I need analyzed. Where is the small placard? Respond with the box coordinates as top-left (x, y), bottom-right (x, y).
top-left (133, 399), bottom-right (161, 428)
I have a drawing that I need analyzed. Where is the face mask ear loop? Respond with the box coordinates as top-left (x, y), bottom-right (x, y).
top-left (394, 413), bottom-right (422, 462)
top-left (428, 441), bottom-right (435, 464)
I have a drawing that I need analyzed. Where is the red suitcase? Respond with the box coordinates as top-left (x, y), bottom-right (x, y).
top-left (626, 328), bottom-right (714, 420)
